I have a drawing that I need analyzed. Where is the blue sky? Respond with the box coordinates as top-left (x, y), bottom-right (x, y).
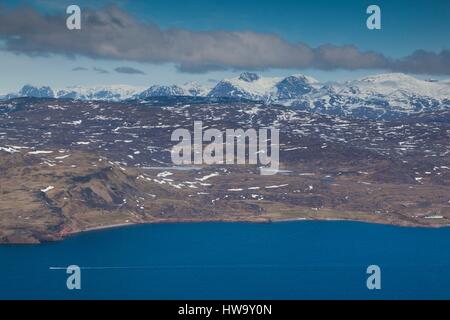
top-left (0, 0), bottom-right (449, 92)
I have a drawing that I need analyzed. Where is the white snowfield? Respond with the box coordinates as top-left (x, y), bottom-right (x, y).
top-left (40, 186), bottom-right (54, 193)
top-left (224, 75), bottom-right (282, 99)
top-left (287, 73), bottom-right (449, 114)
top-left (0, 146), bottom-right (20, 153)
top-left (179, 81), bottom-right (212, 97)
top-left (28, 150), bottom-right (54, 154)
top-left (355, 73), bottom-right (450, 98)
top-left (56, 85), bottom-right (146, 101)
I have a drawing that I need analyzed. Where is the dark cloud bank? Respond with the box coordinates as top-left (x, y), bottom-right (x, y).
top-left (0, 5), bottom-right (448, 75)
top-left (92, 66), bottom-right (109, 74)
top-left (114, 66), bottom-right (145, 74)
top-left (72, 66), bottom-right (88, 71)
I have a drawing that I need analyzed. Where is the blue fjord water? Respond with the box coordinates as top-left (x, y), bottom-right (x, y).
top-left (0, 221), bottom-right (450, 299)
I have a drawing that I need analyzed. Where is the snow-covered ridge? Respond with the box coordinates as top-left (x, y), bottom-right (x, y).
top-left (290, 73), bottom-right (450, 119)
top-left (2, 84), bottom-right (147, 102)
top-left (348, 73), bottom-right (449, 99)
top-left (207, 72), bottom-right (321, 101)
top-left (2, 72), bottom-right (449, 120)
top-left (3, 82), bottom-right (214, 101)
top-left (57, 85), bottom-right (146, 101)
top-left (136, 81), bottom-right (211, 99)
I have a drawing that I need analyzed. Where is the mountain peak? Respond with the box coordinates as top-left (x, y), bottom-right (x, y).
top-left (290, 74), bottom-right (319, 84)
top-left (19, 85), bottom-right (55, 98)
top-left (239, 72), bottom-right (260, 82)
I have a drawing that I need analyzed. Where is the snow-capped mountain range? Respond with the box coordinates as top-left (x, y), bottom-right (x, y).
top-left (1, 72), bottom-right (449, 120)
top-left (288, 73), bottom-right (450, 120)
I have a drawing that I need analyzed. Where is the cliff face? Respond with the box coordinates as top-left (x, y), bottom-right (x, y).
top-left (0, 151), bottom-right (133, 243)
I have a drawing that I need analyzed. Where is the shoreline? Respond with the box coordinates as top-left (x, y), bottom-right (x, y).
top-left (3, 215), bottom-right (449, 245)
top-left (62, 215), bottom-right (450, 240)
